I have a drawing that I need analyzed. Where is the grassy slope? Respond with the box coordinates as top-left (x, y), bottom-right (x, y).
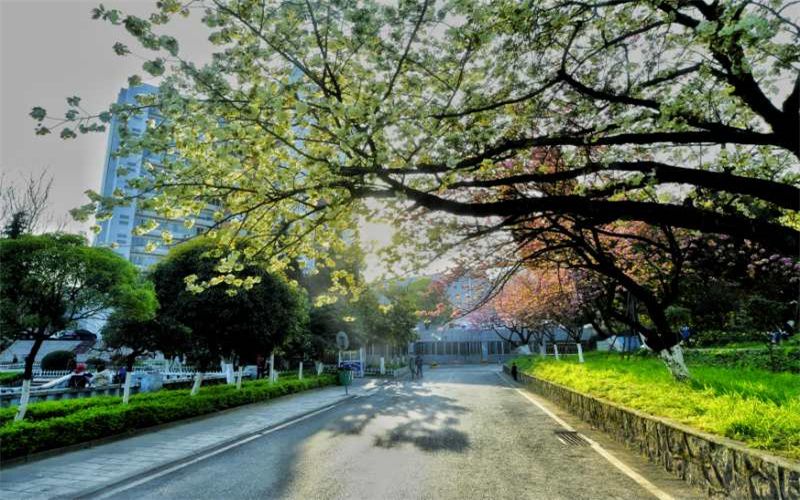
top-left (510, 353), bottom-right (800, 459)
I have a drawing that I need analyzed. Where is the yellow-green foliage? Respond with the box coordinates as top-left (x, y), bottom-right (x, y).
top-left (510, 353), bottom-right (800, 459)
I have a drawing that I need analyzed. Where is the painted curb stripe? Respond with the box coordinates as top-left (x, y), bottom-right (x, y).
top-left (497, 372), bottom-right (674, 500)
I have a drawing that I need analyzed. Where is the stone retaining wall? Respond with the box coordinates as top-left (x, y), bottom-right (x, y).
top-left (504, 365), bottom-right (800, 499)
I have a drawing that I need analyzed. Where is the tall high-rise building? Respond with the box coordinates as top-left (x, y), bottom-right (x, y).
top-left (94, 84), bottom-right (214, 267)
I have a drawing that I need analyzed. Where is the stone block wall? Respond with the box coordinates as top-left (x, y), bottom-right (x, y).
top-left (504, 365), bottom-right (800, 499)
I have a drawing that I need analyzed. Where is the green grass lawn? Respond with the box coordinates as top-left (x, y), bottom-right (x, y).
top-left (509, 352), bottom-right (800, 460)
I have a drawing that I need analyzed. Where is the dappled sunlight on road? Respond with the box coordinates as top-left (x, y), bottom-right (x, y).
top-left (322, 375), bottom-right (471, 454)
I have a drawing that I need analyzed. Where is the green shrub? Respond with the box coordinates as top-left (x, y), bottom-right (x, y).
top-left (0, 371), bottom-right (23, 385)
top-left (690, 329), bottom-right (765, 347)
top-left (0, 374), bottom-right (335, 459)
top-left (41, 350), bottom-right (76, 371)
top-left (684, 347), bottom-right (800, 373)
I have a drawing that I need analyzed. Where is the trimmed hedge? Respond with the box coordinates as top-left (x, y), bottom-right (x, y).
top-left (0, 374), bottom-right (306, 426)
top-left (0, 371), bottom-right (23, 386)
top-left (684, 346), bottom-right (800, 373)
top-left (41, 350), bottom-right (76, 371)
top-left (0, 375), bottom-right (335, 459)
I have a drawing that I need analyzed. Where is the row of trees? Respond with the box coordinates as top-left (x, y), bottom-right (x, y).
top-left (468, 216), bottom-right (797, 378)
top-left (1, 226), bottom-right (420, 421)
top-left (35, 0), bottom-right (799, 380)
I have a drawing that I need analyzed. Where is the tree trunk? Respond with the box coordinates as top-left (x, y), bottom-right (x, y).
top-left (576, 343), bottom-right (584, 363)
top-left (236, 366), bottom-right (243, 390)
top-left (14, 379), bottom-right (32, 422)
top-left (122, 370), bottom-right (133, 404)
top-left (658, 344), bottom-right (690, 381)
top-left (190, 372), bottom-right (204, 396)
top-left (633, 294), bottom-right (691, 380)
top-left (269, 352), bottom-right (275, 383)
top-left (16, 337), bottom-right (44, 422)
top-left (22, 337), bottom-right (44, 381)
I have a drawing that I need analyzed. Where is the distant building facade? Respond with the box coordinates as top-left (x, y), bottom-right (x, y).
top-left (93, 84), bottom-right (214, 267)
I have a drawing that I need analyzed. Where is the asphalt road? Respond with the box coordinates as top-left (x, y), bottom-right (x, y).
top-left (110, 366), bottom-right (689, 500)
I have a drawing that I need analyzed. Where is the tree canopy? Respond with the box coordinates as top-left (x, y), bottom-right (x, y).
top-left (0, 233), bottom-right (156, 379)
top-left (149, 238), bottom-right (308, 369)
top-left (34, 0), bottom-right (799, 373)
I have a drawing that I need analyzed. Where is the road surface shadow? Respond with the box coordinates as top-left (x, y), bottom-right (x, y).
top-left (326, 383), bottom-right (471, 453)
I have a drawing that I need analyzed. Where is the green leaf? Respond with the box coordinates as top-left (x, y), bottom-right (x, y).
top-left (113, 42), bottom-right (130, 56)
top-left (143, 58), bottom-right (165, 77)
top-left (60, 127), bottom-right (77, 139)
top-left (99, 111), bottom-right (112, 123)
top-left (30, 106), bottom-right (47, 121)
top-left (128, 74), bottom-right (143, 87)
top-left (66, 96), bottom-right (81, 107)
top-left (158, 35), bottom-right (179, 56)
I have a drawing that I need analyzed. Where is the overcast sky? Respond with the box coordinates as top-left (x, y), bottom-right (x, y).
top-left (0, 0), bottom-right (211, 232)
top-left (0, 0), bottom-right (400, 278)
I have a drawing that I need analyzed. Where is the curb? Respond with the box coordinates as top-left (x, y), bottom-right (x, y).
top-left (65, 392), bottom-right (358, 499)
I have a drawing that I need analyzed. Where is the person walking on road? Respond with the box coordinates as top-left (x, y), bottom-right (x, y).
top-left (415, 355), bottom-right (423, 379)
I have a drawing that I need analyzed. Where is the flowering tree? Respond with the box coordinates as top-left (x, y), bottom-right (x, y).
top-left (679, 235), bottom-right (799, 335)
top-left (471, 267), bottom-right (586, 351)
top-left (36, 1), bottom-right (799, 377)
top-left (471, 270), bottom-right (544, 348)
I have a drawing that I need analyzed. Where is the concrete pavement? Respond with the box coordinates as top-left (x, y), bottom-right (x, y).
top-left (0, 379), bottom-right (381, 499)
top-left (95, 365), bottom-right (705, 499)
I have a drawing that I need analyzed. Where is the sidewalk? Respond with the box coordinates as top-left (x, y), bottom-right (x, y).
top-left (0, 378), bottom-right (384, 499)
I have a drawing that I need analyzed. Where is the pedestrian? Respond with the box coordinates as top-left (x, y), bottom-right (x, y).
top-left (511, 362), bottom-right (518, 381)
top-left (415, 355), bottom-right (423, 379)
top-left (68, 363), bottom-right (89, 389)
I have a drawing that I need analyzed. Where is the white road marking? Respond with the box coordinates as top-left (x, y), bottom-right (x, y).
top-left (92, 400), bottom-right (347, 499)
top-left (497, 372), bottom-right (674, 500)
